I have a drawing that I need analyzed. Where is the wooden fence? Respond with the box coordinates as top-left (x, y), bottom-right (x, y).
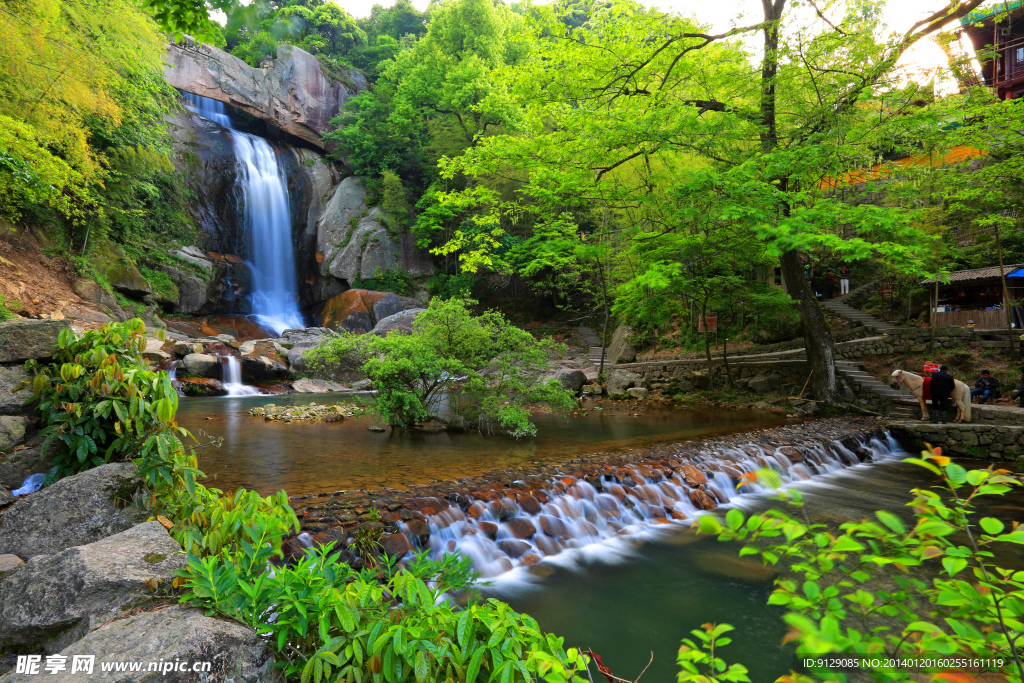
top-left (935, 309), bottom-right (1010, 329)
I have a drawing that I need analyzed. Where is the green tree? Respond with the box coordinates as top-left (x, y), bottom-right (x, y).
top-left (433, 0), bottom-right (989, 401)
top-left (305, 297), bottom-right (577, 435)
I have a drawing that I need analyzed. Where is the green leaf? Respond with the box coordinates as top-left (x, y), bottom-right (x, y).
top-left (875, 510), bottom-right (905, 534)
top-left (979, 517), bottom-right (1005, 535)
top-left (942, 556), bottom-right (968, 577)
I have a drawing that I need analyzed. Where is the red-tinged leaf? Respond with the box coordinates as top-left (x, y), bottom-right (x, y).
top-left (931, 672), bottom-right (976, 683)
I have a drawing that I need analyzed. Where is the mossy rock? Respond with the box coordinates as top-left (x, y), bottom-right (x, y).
top-left (93, 241), bottom-right (151, 297)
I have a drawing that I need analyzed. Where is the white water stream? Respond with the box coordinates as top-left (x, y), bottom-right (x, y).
top-left (413, 433), bottom-right (907, 582)
top-left (181, 92), bottom-right (303, 334)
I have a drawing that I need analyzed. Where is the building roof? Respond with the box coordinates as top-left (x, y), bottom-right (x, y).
top-left (920, 264), bottom-right (1024, 285)
top-left (961, 1), bottom-right (1024, 27)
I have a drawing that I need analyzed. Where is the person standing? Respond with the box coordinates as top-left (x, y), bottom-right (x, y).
top-left (840, 265), bottom-right (851, 295)
top-left (825, 271), bottom-right (835, 299)
top-left (1013, 366), bottom-right (1024, 408)
top-left (930, 365), bottom-right (955, 424)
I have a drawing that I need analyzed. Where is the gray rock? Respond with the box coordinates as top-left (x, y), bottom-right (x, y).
top-left (0, 553), bottom-right (23, 580)
top-left (0, 365), bottom-right (31, 415)
top-left (0, 462), bottom-right (148, 558)
top-left (446, 415), bottom-right (468, 433)
top-left (165, 38), bottom-right (365, 151)
top-left (747, 376), bottom-right (773, 393)
top-left (240, 355), bottom-right (289, 382)
top-left (607, 369), bottom-right (643, 398)
top-left (71, 279), bottom-right (119, 311)
top-left (0, 319), bottom-right (70, 364)
top-left (281, 327), bottom-right (337, 376)
top-left (606, 325), bottom-right (636, 365)
top-left (316, 179), bottom-right (434, 284)
top-left (0, 416), bottom-right (28, 450)
top-left (371, 308), bottom-right (425, 336)
top-left (291, 378), bottom-right (350, 393)
top-left (180, 353), bottom-right (220, 378)
top-left (174, 341), bottom-right (204, 356)
top-left (626, 387), bottom-right (649, 399)
top-left (351, 378), bottom-right (372, 391)
top-left (169, 246), bottom-right (215, 271)
top-left (551, 369), bottom-right (587, 393)
top-left (0, 522), bottom-right (185, 653)
top-left (0, 604), bottom-right (283, 682)
top-left (158, 264), bottom-right (210, 315)
top-left (94, 241), bottom-right (151, 296)
top-left (0, 444), bottom-right (47, 491)
top-left (0, 487), bottom-right (12, 507)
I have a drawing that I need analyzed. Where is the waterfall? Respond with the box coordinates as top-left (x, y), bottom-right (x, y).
top-left (408, 433), bottom-right (907, 579)
top-left (182, 92), bottom-right (231, 128)
top-left (223, 356), bottom-right (259, 396)
top-left (166, 360), bottom-right (179, 381)
top-left (180, 91), bottom-right (304, 334)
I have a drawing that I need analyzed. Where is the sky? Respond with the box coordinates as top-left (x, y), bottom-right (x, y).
top-left (329, 0), bottom-right (969, 88)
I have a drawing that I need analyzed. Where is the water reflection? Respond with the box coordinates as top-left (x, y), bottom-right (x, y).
top-left (176, 395), bottom-right (789, 494)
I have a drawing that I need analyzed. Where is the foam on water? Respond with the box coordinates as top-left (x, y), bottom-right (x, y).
top-left (409, 432), bottom-right (908, 588)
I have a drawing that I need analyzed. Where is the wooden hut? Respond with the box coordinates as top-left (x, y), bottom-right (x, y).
top-left (921, 265), bottom-right (1024, 329)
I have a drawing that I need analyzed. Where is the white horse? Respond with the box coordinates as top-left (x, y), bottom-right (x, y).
top-left (890, 369), bottom-right (971, 423)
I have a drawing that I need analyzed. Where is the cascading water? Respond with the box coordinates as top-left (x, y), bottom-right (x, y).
top-left (180, 91), bottom-right (304, 334)
top-left (407, 433), bottom-right (907, 579)
top-left (222, 356), bottom-right (260, 397)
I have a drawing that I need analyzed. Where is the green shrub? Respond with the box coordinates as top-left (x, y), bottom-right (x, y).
top-left (428, 272), bottom-right (475, 300)
top-left (694, 448), bottom-right (1024, 682)
top-left (114, 291), bottom-right (146, 316)
top-left (140, 266), bottom-right (179, 303)
top-left (25, 319), bottom-right (591, 683)
top-left (0, 293), bottom-right (17, 321)
top-left (305, 297), bottom-right (577, 436)
top-left (24, 319), bottom-right (181, 482)
top-left (356, 266), bottom-right (416, 297)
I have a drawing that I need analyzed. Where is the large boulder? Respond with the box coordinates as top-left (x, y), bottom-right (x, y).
top-left (371, 308), bottom-right (425, 336)
top-left (0, 443), bottom-right (47, 491)
top-left (180, 353), bottom-right (220, 379)
top-left (70, 278), bottom-right (121, 313)
top-left (0, 318), bottom-right (70, 364)
top-left (280, 327), bottom-right (336, 376)
top-left (551, 368), bottom-right (587, 393)
top-left (93, 241), bottom-right (151, 297)
top-left (158, 264), bottom-right (211, 315)
top-left (0, 522), bottom-right (185, 653)
top-left (315, 178), bottom-right (434, 286)
top-left (239, 354), bottom-right (289, 382)
top-left (607, 369), bottom-right (644, 398)
top-left (317, 289), bottom-right (421, 334)
top-left (0, 416), bottom-right (28, 451)
top-left (165, 38), bottom-right (365, 152)
top-left (605, 325), bottom-right (636, 365)
top-left (0, 605), bottom-right (283, 683)
top-left (0, 462), bottom-right (148, 558)
top-left (0, 364), bottom-right (30, 415)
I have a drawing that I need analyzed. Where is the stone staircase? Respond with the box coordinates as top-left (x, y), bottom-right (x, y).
top-left (576, 327), bottom-right (606, 364)
top-left (820, 282), bottom-right (896, 332)
top-left (835, 360), bottom-right (920, 418)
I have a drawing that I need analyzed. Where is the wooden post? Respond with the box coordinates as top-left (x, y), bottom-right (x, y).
top-left (930, 273), bottom-right (939, 351)
top-left (995, 225), bottom-right (1016, 352)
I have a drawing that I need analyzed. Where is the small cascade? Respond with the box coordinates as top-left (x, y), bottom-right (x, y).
top-left (182, 92), bottom-right (232, 128)
top-left (222, 356), bottom-right (259, 396)
top-left (406, 433), bottom-right (907, 579)
top-left (178, 90), bottom-right (304, 334)
top-left (165, 360), bottom-right (179, 381)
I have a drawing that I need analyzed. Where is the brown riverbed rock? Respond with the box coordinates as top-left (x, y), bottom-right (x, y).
top-left (538, 515), bottom-right (570, 539)
top-left (681, 465), bottom-right (707, 487)
top-left (689, 488), bottom-right (718, 511)
top-left (497, 540), bottom-right (532, 559)
top-left (478, 521), bottom-right (499, 540)
top-left (505, 517), bottom-right (537, 540)
top-left (379, 533), bottom-right (412, 558)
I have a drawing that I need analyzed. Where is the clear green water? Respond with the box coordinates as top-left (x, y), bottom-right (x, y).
top-left (494, 459), bottom-right (1024, 682)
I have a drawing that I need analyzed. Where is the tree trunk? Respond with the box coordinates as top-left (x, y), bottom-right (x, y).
top-left (779, 249), bottom-right (838, 401)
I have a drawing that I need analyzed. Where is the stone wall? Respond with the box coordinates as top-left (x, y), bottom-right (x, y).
top-left (614, 358), bottom-right (811, 393)
top-left (834, 327), bottom-right (974, 359)
top-left (888, 422), bottom-right (1024, 461)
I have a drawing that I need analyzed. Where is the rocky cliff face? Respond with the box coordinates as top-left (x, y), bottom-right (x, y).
top-left (315, 177), bottom-right (434, 288)
top-left (165, 39), bottom-right (367, 151)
